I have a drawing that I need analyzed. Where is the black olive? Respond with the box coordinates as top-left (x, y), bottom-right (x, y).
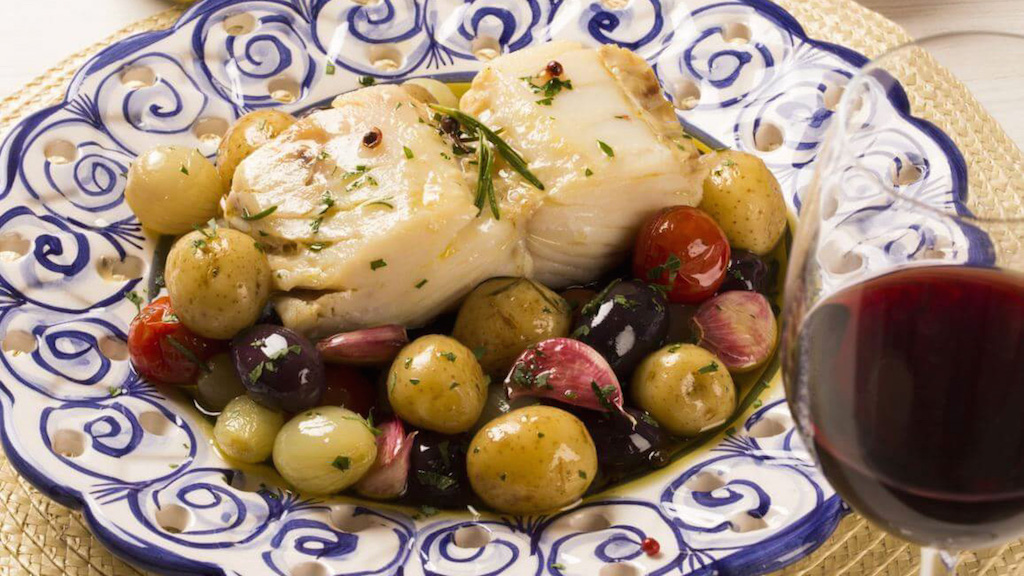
top-left (576, 407), bottom-right (671, 488)
top-left (720, 250), bottom-right (776, 294)
top-left (362, 127), bottom-right (383, 149)
top-left (571, 279), bottom-right (669, 381)
top-left (405, 431), bottom-right (473, 505)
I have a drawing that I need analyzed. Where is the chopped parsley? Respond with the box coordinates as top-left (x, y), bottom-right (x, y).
top-left (370, 258), bottom-right (387, 271)
top-left (241, 205), bottom-right (278, 221)
top-left (563, 390), bottom-right (579, 400)
top-left (108, 386), bottom-right (124, 397)
top-left (578, 470), bottom-right (587, 480)
top-left (125, 290), bottom-right (143, 313)
top-left (449, 381), bottom-right (460, 389)
top-left (365, 200), bottom-right (394, 209)
top-left (591, 381), bottom-right (618, 411)
top-left (472, 346), bottom-right (487, 359)
top-left (404, 357), bottom-right (412, 369)
top-left (409, 378), bottom-right (420, 386)
top-left (668, 344), bottom-right (683, 353)
top-left (358, 75), bottom-right (376, 87)
top-left (308, 242), bottom-right (327, 252)
top-left (417, 470), bottom-right (456, 491)
top-left (439, 351), bottom-right (457, 362)
top-left (552, 564), bottom-right (566, 571)
top-left (403, 146), bottom-right (414, 159)
top-left (179, 164), bottom-right (189, 176)
top-left (415, 279), bottom-right (428, 289)
top-left (571, 325), bottom-right (591, 338)
top-left (538, 432), bottom-right (545, 438)
top-left (648, 253), bottom-right (682, 284)
top-left (247, 344), bottom-right (302, 383)
top-left (753, 399), bottom-right (763, 408)
top-left (166, 335), bottom-right (212, 374)
top-left (417, 505), bottom-right (439, 519)
top-left (584, 168), bottom-right (593, 177)
top-left (319, 192), bottom-right (336, 214)
top-left (697, 362), bottom-right (719, 374)
top-left (521, 76), bottom-right (574, 106)
top-left (325, 63), bottom-right (336, 75)
top-left (499, 473), bottom-right (507, 482)
top-left (310, 216), bottom-right (323, 234)
top-left (639, 411), bottom-right (660, 428)
top-left (598, 140), bottom-right (615, 157)
top-left (332, 456), bottom-right (351, 471)
top-left (613, 294), bottom-right (638, 309)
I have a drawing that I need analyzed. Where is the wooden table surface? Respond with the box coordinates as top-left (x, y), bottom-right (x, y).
top-left (0, 0), bottom-right (1021, 100)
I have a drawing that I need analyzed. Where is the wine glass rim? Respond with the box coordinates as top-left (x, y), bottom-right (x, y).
top-left (833, 30), bottom-right (1024, 225)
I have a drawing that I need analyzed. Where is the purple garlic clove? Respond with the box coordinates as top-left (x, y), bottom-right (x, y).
top-left (317, 325), bottom-right (409, 366)
top-left (505, 338), bottom-right (624, 413)
top-left (354, 418), bottom-right (416, 500)
top-left (693, 291), bottom-right (778, 373)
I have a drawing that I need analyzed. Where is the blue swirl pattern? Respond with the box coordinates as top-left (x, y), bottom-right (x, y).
top-left (0, 0), bottom-right (976, 574)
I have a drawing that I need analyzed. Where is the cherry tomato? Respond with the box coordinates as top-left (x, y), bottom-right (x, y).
top-left (128, 296), bottom-right (224, 385)
top-left (632, 206), bottom-right (730, 304)
top-left (319, 365), bottom-right (377, 417)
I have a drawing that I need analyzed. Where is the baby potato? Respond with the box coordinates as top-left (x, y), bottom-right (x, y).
top-left (214, 395), bottom-right (284, 464)
top-left (165, 227), bottom-right (272, 339)
top-left (216, 109), bottom-right (295, 187)
top-left (453, 278), bottom-right (571, 376)
top-left (387, 335), bottom-right (487, 434)
top-left (701, 150), bottom-right (787, 255)
top-left (468, 406), bottom-right (597, 514)
top-left (273, 406), bottom-right (378, 494)
top-left (632, 344), bottom-right (736, 437)
top-left (125, 146), bottom-right (224, 235)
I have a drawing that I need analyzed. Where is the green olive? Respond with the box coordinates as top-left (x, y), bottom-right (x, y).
top-left (631, 344), bottom-right (736, 436)
top-left (453, 278), bottom-right (571, 376)
top-left (165, 227), bottom-right (272, 339)
top-left (196, 353), bottom-right (246, 412)
top-left (272, 406), bottom-right (378, 495)
top-left (467, 406), bottom-right (597, 514)
top-left (387, 335), bottom-right (487, 434)
top-left (214, 395), bottom-right (284, 464)
top-left (125, 146), bottom-right (224, 235)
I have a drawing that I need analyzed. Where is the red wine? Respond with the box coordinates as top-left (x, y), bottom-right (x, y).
top-left (791, 266), bottom-right (1024, 548)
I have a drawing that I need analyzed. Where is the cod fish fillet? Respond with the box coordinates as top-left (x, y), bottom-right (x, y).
top-left (460, 40), bottom-right (706, 287)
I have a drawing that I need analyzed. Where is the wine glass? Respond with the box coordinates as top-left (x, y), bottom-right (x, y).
top-left (782, 32), bottom-right (1024, 575)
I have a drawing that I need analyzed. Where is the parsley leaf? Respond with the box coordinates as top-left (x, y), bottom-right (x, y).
top-left (332, 456), bottom-right (351, 471)
top-left (242, 205), bottom-right (278, 221)
top-left (598, 140), bottom-right (614, 157)
top-left (370, 259), bottom-right (387, 271)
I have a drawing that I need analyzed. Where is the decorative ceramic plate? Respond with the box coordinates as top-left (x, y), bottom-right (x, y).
top-left (0, 1), bottom-right (973, 574)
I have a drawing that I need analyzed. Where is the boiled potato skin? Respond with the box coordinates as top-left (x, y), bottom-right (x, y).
top-left (125, 146), bottom-right (224, 235)
top-left (632, 344), bottom-right (736, 437)
top-left (453, 278), bottom-right (571, 376)
top-left (165, 227), bottom-right (272, 339)
top-left (701, 150), bottom-right (787, 255)
top-left (216, 109), bottom-right (296, 187)
top-left (214, 395), bottom-right (284, 464)
top-left (388, 335), bottom-right (487, 434)
top-left (467, 406), bottom-right (597, 514)
top-left (273, 407), bottom-right (378, 495)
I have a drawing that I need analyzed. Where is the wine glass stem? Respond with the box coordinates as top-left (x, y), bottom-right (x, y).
top-left (920, 548), bottom-right (960, 576)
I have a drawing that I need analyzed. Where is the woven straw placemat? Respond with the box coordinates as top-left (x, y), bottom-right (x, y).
top-left (1, 1), bottom-right (1022, 574)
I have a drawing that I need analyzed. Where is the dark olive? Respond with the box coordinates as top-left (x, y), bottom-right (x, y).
top-left (406, 431), bottom-right (472, 505)
top-left (561, 287), bottom-right (598, 325)
top-left (665, 303), bottom-right (699, 344)
top-left (720, 250), bottom-right (776, 294)
top-left (576, 407), bottom-right (671, 487)
top-left (571, 280), bottom-right (669, 380)
top-left (231, 325), bottom-right (324, 413)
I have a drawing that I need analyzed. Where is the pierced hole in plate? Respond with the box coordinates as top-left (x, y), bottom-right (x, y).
top-left (754, 122), bottom-right (784, 152)
top-left (351, 0), bottom-right (382, 4)
top-left (368, 44), bottom-right (404, 71)
top-left (893, 158), bottom-right (923, 187)
top-left (97, 255), bottom-right (145, 282)
top-left (268, 76), bottom-right (300, 104)
top-left (821, 240), bottom-right (864, 275)
top-left (685, 471), bottom-right (726, 492)
top-left (672, 80), bottom-right (702, 111)
top-left (52, 429), bottom-right (86, 458)
top-left (329, 505), bottom-right (375, 533)
top-left (453, 524), bottom-right (492, 548)
top-left (729, 512), bottom-right (769, 533)
top-left (471, 36), bottom-right (502, 62)
top-left (600, 562), bottom-right (645, 576)
top-left (44, 140), bottom-right (78, 165)
top-left (820, 192), bottom-right (839, 220)
top-left (223, 13), bottom-right (258, 36)
top-left (721, 22), bottom-right (752, 44)
top-left (193, 117), bottom-right (230, 155)
top-left (121, 66), bottom-right (157, 90)
top-left (155, 504), bottom-right (192, 534)
top-left (0, 232), bottom-right (30, 262)
top-left (748, 415), bottom-right (789, 438)
top-left (568, 510), bottom-right (611, 532)
top-left (600, 0), bottom-right (632, 9)
top-left (140, 411), bottom-right (174, 436)
top-left (823, 82), bottom-right (845, 112)
top-left (99, 336), bottom-right (129, 361)
top-left (2, 330), bottom-right (36, 355)
top-left (290, 562), bottom-right (329, 576)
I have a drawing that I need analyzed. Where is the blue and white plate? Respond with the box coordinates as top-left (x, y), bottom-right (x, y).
top-left (0, 1), bottom-right (973, 574)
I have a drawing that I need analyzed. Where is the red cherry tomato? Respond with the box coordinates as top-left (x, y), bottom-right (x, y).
top-left (319, 365), bottom-right (377, 417)
top-left (633, 206), bottom-right (730, 304)
top-left (128, 296), bottom-right (224, 386)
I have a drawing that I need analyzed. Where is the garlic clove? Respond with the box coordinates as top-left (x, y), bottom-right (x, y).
top-left (505, 338), bottom-right (624, 413)
top-left (693, 291), bottom-right (778, 373)
top-left (317, 325), bottom-right (409, 366)
top-left (354, 417), bottom-right (416, 500)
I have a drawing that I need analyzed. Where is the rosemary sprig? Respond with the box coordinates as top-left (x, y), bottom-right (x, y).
top-left (428, 105), bottom-right (545, 191)
top-left (474, 132), bottom-right (500, 220)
